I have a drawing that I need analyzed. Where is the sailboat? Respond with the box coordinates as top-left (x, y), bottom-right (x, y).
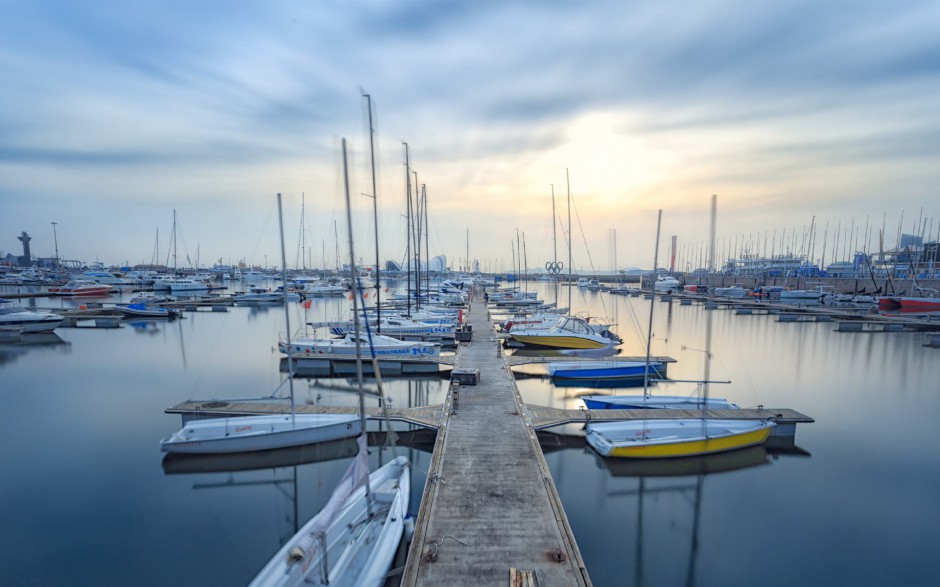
top-left (581, 200), bottom-right (736, 410)
top-left (585, 205), bottom-right (775, 459)
top-left (250, 139), bottom-right (410, 586)
top-left (160, 194), bottom-right (361, 454)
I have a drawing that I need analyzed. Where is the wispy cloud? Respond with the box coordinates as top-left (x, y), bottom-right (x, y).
top-left (2, 0), bottom-right (939, 267)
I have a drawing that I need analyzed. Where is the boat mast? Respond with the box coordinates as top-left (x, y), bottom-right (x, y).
top-left (566, 169), bottom-right (572, 312)
top-left (341, 138), bottom-right (373, 514)
top-left (423, 184), bottom-right (430, 294)
top-left (364, 92), bottom-right (381, 332)
top-left (413, 171), bottom-right (421, 311)
top-left (551, 184), bottom-right (557, 270)
top-left (403, 142), bottom-right (412, 316)
top-left (642, 209), bottom-right (662, 398)
top-left (704, 195), bottom-right (717, 402)
top-left (276, 193), bottom-right (296, 422)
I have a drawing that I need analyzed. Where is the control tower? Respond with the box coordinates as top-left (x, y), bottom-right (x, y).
top-left (17, 231), bottom-right (32, 266)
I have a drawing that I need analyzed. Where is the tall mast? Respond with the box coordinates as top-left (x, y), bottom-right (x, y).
top-left (413, 171), bottom-right (421, 311)
top-left (172, 210), bottom-right (178, 273)
top-left (551, 184), bottom-right (557, 270)
top-left (423, 184), bottom-right (430, 294)
top-left (403, 142), bottom-right (412, 315)
top-left (704, 195), bottom-right (717, 401)
top-left (566, 168), bottom-right (572, 312)
top-left (276, 193), bottom-right (296, 421)
top-left (341, 138), bottom-right (372, 513)
top-left (364, 92), bottom-right (381, 331)
top-left (300, 192), bottom-right (306, 271)
top-left (466, 228), bottom-right (469, 273)
top-left (643, 209), bottom-right (663, 398)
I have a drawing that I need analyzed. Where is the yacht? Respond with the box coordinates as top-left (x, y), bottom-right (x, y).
top-left (0, 299), bottom-right (63, 333)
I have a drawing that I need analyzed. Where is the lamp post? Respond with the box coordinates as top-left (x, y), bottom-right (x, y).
top-left (50, 221), bottom-right (59, 266)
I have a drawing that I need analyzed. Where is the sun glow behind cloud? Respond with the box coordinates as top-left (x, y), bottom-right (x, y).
top-left (2, 1), bottom-right (940, 269)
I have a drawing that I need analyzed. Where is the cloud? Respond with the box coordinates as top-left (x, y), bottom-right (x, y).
top-left (2, 1), bottom-right (940, 267)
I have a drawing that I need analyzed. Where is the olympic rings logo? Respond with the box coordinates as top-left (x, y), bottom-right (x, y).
top-left (545, 261), bottom-right (565, 274)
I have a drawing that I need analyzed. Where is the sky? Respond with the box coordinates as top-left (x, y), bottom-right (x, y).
top-left (2, 0), bottom-right (940, 273)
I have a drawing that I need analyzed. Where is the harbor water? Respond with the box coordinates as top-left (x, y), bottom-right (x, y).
top-left (1, 282), bottom-right (938, 586)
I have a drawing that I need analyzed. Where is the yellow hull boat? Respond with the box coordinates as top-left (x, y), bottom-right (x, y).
top-left (586, 419), bottom-right (775, 459)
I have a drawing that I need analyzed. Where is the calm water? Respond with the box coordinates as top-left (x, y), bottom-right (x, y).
top-left (2, 282), bottom-right (938, 586)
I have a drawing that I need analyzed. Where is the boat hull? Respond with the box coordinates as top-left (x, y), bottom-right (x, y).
top-left (0, 316), bottom-right (63, 333)
top-left (160, 414), bottom-right (361, 454)
top-left (581, 395), bottom-right (738, 410)
top-left (898, 297), bottom-right (940, 310)
top-left (509, 334), bottom-right (611, 350)
top-left (249, 456), bottom-right (410, 587)
top-left (586, 419), bottom-right (775, 458)
top-left (547, 361), bottom-right (666, 381)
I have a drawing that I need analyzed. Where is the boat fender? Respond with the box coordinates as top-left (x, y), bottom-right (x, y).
top-left (288, 546), bottom-right (306, 564)
top-left (403, 514), bottom-right (415, 542)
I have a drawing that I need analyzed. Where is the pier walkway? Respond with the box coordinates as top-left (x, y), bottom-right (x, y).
top-left (401, 296), bottom-right (590, 586)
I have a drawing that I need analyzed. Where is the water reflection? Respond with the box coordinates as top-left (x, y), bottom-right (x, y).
top-left (0, 332), bottom-right (70, 366)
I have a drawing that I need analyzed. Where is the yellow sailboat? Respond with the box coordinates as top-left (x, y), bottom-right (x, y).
top-left (585, 203), bottom-right (775, 459)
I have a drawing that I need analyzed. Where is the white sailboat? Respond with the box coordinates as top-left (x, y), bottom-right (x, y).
top-left (160, 194), bottom-right (361, 454)
top-left (250, 138), bottom-right (410, 586)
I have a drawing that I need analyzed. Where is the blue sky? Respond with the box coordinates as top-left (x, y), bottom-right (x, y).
top-left (2, 0), bottom-right (939, 272)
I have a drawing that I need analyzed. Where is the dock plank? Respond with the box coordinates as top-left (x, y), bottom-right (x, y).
top-left (401, 294), bottom-right (589, 586)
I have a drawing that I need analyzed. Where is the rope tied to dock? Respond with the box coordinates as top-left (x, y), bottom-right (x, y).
top-left (423, 535), bottom-right (471, 562)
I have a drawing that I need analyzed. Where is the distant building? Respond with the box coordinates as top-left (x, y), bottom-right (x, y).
top-left (900, 234), bottom-right (923, 249)
top-left (16, 231), bottom-right (32, 266)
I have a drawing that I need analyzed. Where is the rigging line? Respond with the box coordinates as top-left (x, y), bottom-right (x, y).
top-left (355, 274), bottom-right (399, 448)
top-left (245, 198), bottom-right (278, 268)
top-left (185, 304), bottom-right (233, 402)
top-left (569, 189), bottom-right (612, 320)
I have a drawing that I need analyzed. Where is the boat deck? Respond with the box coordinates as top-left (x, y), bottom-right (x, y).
top-left (165, 401), bottom-right (444, 429)
top-left (400, 294), bottom-right (589, 586)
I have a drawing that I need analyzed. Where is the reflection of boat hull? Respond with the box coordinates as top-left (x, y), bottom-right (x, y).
top-left (160, 413), bottom-right (361, 454)
top-left (547, 360), bottom-right (665, 381)
top-left (594, 445), bottom-right (770, 477)
top-left (586, 419), bottom-right (775, 458)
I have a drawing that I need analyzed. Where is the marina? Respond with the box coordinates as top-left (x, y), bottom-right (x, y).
top-left (1, 278), bottom-right (939, 585)
top-left (5, 4), bottom-right (940, 584)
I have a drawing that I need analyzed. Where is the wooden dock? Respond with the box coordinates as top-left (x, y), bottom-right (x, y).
top-left (401, 296), bottom-right (590, 586)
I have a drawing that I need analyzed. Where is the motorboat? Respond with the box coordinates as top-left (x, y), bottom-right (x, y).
top-left (281, 332), bottom-right (441, 357)
top-left (235, 288), bottom-right (284, 304)
top-left (0, 299), bottom-right (64, 333)
top-left (585, 419), bottom-right (776, 458)
top-left (780, 286), bottom-right (831, 302)
top-left (653, 275), bottom-right (681, 292)
top-left (712, 285), bottom-right (749, 298)
top-left (115, 302), bottom-right (178, 319)
top-left (509, 316), bottom-right (615, 350)
top-left (160, 413), bottom-right (362, 454)
top-left (166, 278), bottom-right (209, 294)
top-left (48, 280), bottom-right (113, 296)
